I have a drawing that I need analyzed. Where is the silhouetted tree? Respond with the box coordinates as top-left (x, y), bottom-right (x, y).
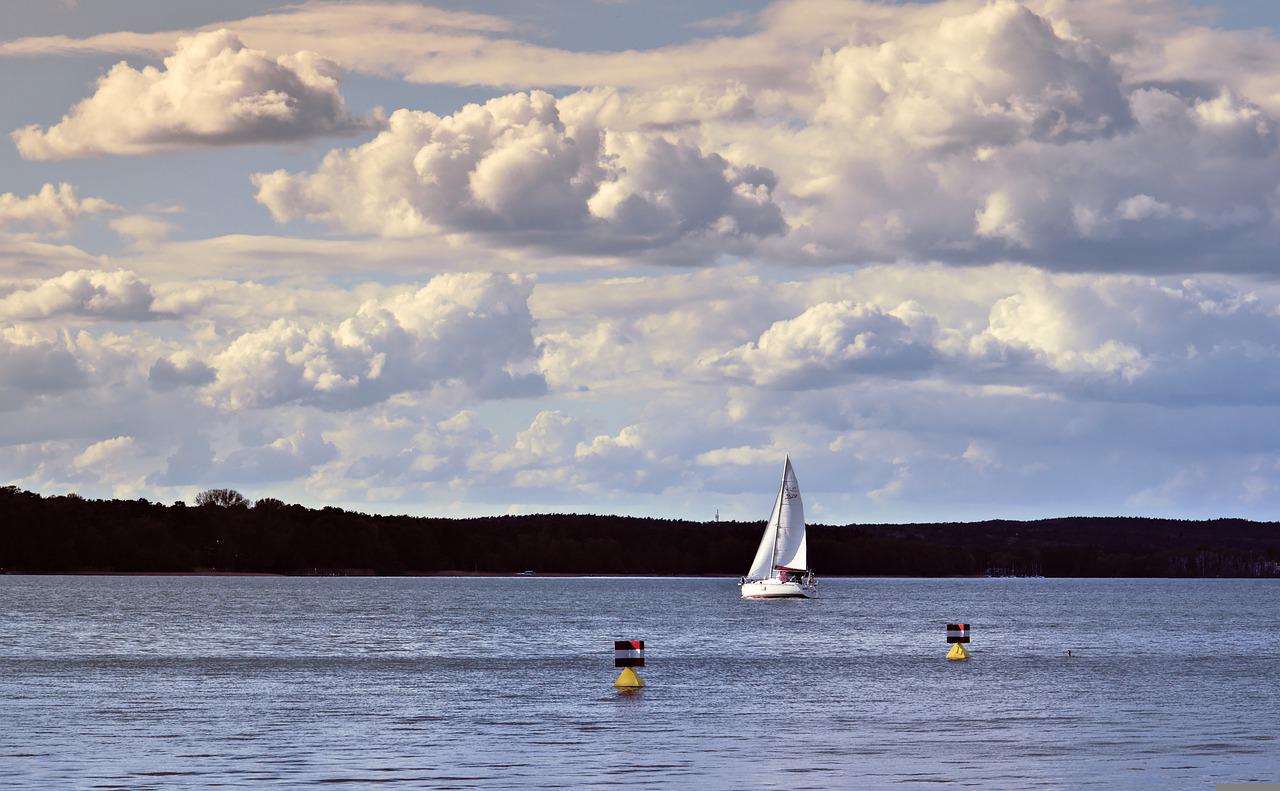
top-left (195, 489), bottom-right (249, 508)
top-left (1, 485), bottom-right (1279, 576)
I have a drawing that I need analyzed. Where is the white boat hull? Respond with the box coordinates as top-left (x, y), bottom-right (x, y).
top-left (740, 579), bottom-right (817, 599)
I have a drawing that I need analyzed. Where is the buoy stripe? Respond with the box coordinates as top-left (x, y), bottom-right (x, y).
top-left (614, 639), bottom-right (645, 667)
top-left (946, 624), bottom-right (970, 643)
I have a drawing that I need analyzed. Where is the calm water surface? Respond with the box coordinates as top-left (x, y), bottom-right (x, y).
top-left (1, 576), bottom-right (1277, 789)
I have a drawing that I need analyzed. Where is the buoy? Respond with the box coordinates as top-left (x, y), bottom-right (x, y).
top-left (614, 666), bottom-right (645, 688)
top-left (614, 639), bottom-right (645, 687)
top-left (946, 622), bottom-right (971, 661)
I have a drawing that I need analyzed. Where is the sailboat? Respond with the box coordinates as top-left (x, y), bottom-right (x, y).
top-left (739, 456), bottom-right (817, 599)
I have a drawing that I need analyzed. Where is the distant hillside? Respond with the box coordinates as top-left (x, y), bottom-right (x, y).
top-left (2, 486), bottom-right (1279, 577)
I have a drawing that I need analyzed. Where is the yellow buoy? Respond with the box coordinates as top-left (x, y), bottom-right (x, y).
top-left (614, 667), bottom-right (645, 687)
top-left (946, 642), bottom-right (970, 661)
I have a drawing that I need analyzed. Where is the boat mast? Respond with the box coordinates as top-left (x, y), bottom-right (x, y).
top-left (768, 458), bottom-right (789, 577)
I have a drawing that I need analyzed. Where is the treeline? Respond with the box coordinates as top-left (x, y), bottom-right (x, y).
top-left (2, 486), bottom-right (1280, 577)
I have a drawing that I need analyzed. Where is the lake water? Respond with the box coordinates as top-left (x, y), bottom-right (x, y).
top-left (1, 576), bottom-right (1277, 789)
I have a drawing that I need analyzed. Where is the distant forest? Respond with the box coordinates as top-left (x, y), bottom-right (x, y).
top-left (3, 486), bottom-right (1280, 577)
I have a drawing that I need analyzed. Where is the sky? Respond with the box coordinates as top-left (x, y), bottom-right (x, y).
top-left (4, 0), bottom-right (1280, 523)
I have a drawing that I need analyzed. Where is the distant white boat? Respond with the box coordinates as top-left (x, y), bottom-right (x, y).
top-left (739, 457), bottom-right (817, 599)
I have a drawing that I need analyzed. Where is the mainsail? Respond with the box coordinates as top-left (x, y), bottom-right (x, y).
top-left (745, 457), bottom-right (806, 580)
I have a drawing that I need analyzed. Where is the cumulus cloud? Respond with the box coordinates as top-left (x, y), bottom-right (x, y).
top-left (148, 353), bottom-right (216, 391)
top-left (5, 264), bottom-right (1280, 518)
top-left (313, 406), bottom-right (500, 496)
top-left (538, 322), bottom-right (639, 393)
top-left (220, 0), bottom-right (1280, 271)
top-left (13, 1), bottom-right (1280, 519)
top-left (0, 326), bottom-right (86, 407)
top-left (205, 272), bottom-right (543, 410)
top-left (0, 183), bottom-right (118, 236)
top-left (813, 2), bottom-right (1131, 148)
top-left (18, 1), bottom-right (1280, 270)
top-left (486, 410), bottom-right (584, 486)
top-left (12, 29), bottom-right (377, 159)
top-left (704, 300), bottom-right (938, 389)
top-left (0, 270), bottom-right (161, 321)
top-left (535, 263), bottom-right (1280, 408)
top-left (252, 90), bottom-right (783, 256)
top-left (739, 1), bottom-right (1280, 271)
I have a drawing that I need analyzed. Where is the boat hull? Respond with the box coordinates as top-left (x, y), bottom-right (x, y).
top-left (739, 579), bottom-right (817, 599)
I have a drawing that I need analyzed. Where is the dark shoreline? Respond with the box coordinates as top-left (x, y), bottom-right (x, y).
top-left (4, 485), bottom-right (1280, 578)
top-left (0, 570), bottom-right (999, 578)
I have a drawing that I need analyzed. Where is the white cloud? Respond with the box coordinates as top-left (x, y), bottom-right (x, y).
top-left (5, 264), bottom-right (1280, 518)
top-left (191, 0), bottom-right (1280, 271)
top-left (961, 440), bottom-right (999, 471)
top-left (538, 321), bottom-right (638, 393)
top-left (12, 29), bottom-right (377, 160)
top-left (15, 1), bottom-right (1280, 270)
top-left (742, 2), bottom-right (1280, 272)
top-left (12, 2), bottom-right (1280, 520)
top-left (110, 214), bottom-right (175, 246)
top-left (0, 235), bottom-right (105, 278)
top-left (252, 90), bottom-right (783, 257)
top-left (0, 269), bottom-right (160, 322)
top-left (72, 435), bottom-right (136, 470)
top-left (703, 300), bottom-right (938, 389)
top-left (695, 445), bottom-right (780, 467)
top-left (0, 0), bottom-right (836, 91)
top-left (812, 2), bottom-right (1131, 148)
top-left (559, 83), bottom-right (757, 131)
top-left (205, 272), bottom-right (543, 410)
top-left (0, 183), bottom-right (118, 236)
top-left (487, 410), bottom-right (584, 485)
top-left (534, 263), bottom-right (1280, 407)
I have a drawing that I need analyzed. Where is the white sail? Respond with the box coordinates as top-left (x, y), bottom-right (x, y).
top-left (772, 458), bottom-right (806, 571)
top-left (744, 457), bottom-right (807, 579)
top-left (745, 481), bottom-right (784, 580)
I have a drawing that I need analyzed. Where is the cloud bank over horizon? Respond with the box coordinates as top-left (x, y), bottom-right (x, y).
top-left (5, 0), bottom-right (1280, 521)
